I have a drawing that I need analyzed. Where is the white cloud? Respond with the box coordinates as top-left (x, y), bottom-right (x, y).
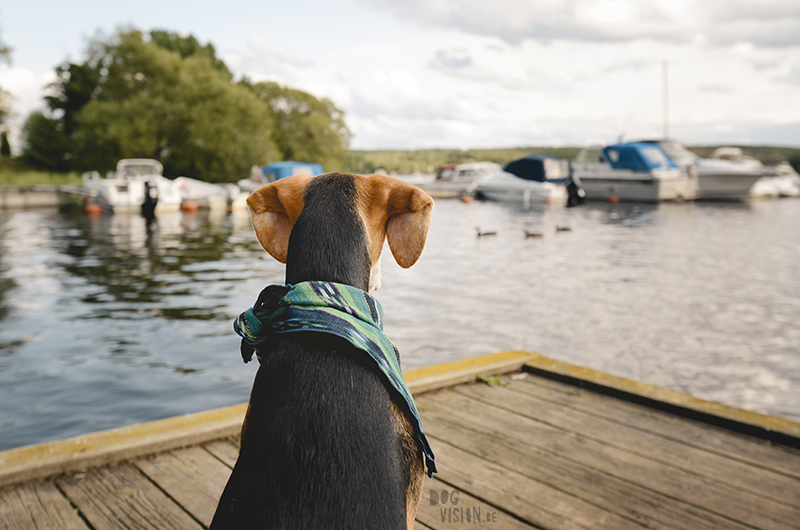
top-left (358, 0), bottom-right (800, 48)
top-left (0, 65), bottom-right (55, 154)
top-left (222, 36), bottom-right (314, 84)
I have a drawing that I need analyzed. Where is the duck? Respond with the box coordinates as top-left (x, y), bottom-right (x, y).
top-left (476, 227), bottom-right (497, 237)
top-left (524, 231), bottom-right (544, 238)
top-left (555, 226), bottom-right (572, 232)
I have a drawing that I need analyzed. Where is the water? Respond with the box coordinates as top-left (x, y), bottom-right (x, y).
top-left (1, 199), bottom-right (798, 450)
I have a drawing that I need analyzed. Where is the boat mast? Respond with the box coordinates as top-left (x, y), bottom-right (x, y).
top-left (663, 61), bottom-right (669, 140)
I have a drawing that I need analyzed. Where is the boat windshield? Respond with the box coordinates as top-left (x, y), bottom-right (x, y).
top-left (436, 167), bottom-right (456, 181)
top-left (543, 158), bottom-right (570, 178)
top-left (658, 141), bottom-right (697, 164)
top-left (575, 147), bottom-right (605, 163)
top-left (118, 164), bottom-right (162, 177)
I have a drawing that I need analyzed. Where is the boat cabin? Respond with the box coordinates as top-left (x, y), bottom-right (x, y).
top-left (436, 162), bottom-right (500, 182)
top-left (259, 161), bottom-right (324, 183)
top-left (603, 143), bottom-right (677, 172)
top-left (503, 155), bottom-right (572, 183)
top-left (115, 159), bottom-right (164, 179)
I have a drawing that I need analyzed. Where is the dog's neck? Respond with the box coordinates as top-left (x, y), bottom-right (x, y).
top-left (285, 174), bottom-right (372, 292)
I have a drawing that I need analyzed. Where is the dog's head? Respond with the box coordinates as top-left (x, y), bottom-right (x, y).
top-left (246, 173), bottom-right (434, 291)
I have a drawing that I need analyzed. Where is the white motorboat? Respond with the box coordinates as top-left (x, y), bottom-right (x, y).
top-left (174, 176), bottom-right (248, 210)
top-left (573, 142), bottom-right (697, 202)
top-left (751, 162), bottom-right (800, 198)
top-left (82, 159), bottom-right (182, 214)
top-left (425, 162), bottom-right (501, 198)
top-left (393, 162), bottom-right (501, 198)
top-left (647, 141), bottom-right (764, 200)
top-left (476, 156), bottom-right (584, 205)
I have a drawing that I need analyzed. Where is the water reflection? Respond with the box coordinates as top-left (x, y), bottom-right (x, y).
top-left (50, 210), bottom-right (265, 320)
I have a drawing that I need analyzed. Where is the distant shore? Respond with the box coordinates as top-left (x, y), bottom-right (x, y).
top-left (2, 144), bottom-right (799, 186)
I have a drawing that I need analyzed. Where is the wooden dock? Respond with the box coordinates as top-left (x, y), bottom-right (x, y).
top-left (2, 351), bottom-right (799, 529)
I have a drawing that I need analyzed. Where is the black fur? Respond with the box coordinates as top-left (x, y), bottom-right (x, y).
top-left (210, 174), bottom-right (410, 530)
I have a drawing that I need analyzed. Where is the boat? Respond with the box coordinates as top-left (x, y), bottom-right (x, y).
top-left (573, 142), bottom-right (697, 202)
top-left (82, 159), bottom-right (182, 214)
top-left (751, 162), bottom-right (800, 198)
top-left (424, 162), bottom-right (501, 198)
top-left (173, 177), bottom-right (248, 210)
top-left (475, 155), bottom-right (584, 205)
top-left (393, 162), bottom-right (500, 198)
top-left (238, 161), bottom-right (324, 192)
top-left (642, 141), bottom-right (764, 200)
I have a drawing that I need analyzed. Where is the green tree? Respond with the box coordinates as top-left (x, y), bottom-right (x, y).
top-left (149, 29), bottom-right (231, 78)
top-left (20, 112), bottom-right (72, 170)
top-left (244, 80), bottom-right (351, 171)
top-left (24, 29), bottom-right (279, 180)
top-left (0, 29), bottom-right (11, 128)
top-left (0, 130), bottom-right (11, 157)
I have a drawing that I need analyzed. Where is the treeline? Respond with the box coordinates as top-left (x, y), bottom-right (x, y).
top-left (349, 145), bottom-right (800, 175)
top-left (20, 29), bottom-right (350, 182)
top-left (347, 147), bottom-right (582, 175)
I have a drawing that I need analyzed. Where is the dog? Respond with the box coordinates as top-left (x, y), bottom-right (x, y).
top-left (209, 172), bottom-right (435, 530)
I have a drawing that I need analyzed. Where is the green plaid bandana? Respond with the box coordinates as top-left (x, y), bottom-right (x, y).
top-left (234, 281), bottom-right (436, 477)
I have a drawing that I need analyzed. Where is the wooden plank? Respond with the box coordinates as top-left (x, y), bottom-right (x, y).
top-left (203, 439), bottom-right (239, 468)
top-left (135, 446), bottom-right (232, 526)
top-left (57, 464), bottom-right (204, 530)
top-left (421, 406), bottom-right (750, 530)
top-left (428, 437), bottom-right (644, 530)
top-left (522, 354), bottom-right (800, 447)
top-left (426, 389), bottom-right (800, 529)
top-left (457, 382), bottom-right (800, 507)
top-left (509, 373), bottom-right (800, 480)
top-left (0, 481), bottom-right (88, 530)
top-left (416, 391), bottom-right (775, 530)
top-left (415, 476), bottom-right (535, 529)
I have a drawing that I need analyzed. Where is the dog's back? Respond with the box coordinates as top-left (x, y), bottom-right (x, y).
top-left (210, 173), bottom-right (431, 529)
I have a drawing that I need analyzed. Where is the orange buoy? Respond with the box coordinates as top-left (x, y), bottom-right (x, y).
top-left (84, 203), bottom-right (102, 216)
top-left (460, 195), bottom-right (474, 203)
top-left (608, 196), bottom-right (620, 204)
top-left (544, 198), bottom-right (555, 205)
top-left (181, 201), bottom-right (199, 213)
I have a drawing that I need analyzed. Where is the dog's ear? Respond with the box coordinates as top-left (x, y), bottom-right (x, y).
top-left (364, 174), bottom-right (434, 268)
top-left (246, 175), bottom-right (315, 263)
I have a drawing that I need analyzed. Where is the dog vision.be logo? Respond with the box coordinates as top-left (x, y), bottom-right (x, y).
top-left (429, 489), bottom-right (498, 524)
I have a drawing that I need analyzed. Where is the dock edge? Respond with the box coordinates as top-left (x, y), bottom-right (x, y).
top-left (0, 350), bottom-right (536, 488)
top-left (522, 352), bottom-right (800, 448)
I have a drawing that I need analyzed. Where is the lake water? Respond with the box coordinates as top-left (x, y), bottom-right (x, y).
top-left (1, 198), bottom-right (799, 450)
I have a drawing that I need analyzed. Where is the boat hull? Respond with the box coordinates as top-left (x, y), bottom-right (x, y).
top-left (476, 180), bottom-right (567, 204)
top-left (696, 172), bottom-right (763, 200)
top-left (578, 176), bottom-right (697, 202)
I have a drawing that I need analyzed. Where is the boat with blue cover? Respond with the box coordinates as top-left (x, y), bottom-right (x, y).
top-left (238, 161), bottom-right (325, 192)
top-left (573, 142), bottom-right (697, 202)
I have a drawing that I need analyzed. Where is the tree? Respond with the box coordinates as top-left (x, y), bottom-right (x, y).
top-left (0, 131), bottom-right (11, 157)
top-left (149, 29), bottom-right (231, 78)
top-left (0, 29), bottom-right (11, 128)
top-left (24, 29), bottom-right (279, 180)
top-left (20, 112), bottom-right (72, 170)
top-left (244, 80), bottom-right (351, 171)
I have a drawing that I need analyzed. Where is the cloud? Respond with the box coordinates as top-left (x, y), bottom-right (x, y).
top-left (359, 0), bottom-right (800, 48)
top-left (0, 65), bottom-right (56, 153)
top-left (697, 84), bottom-right (733, 93)
top-left (222, 35), bottom-right (314, 83)
top-left (429, 49), bottom-right (472, 70)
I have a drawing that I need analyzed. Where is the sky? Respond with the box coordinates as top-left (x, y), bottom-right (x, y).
top-left (1, 0), bottom-right (800, 152)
